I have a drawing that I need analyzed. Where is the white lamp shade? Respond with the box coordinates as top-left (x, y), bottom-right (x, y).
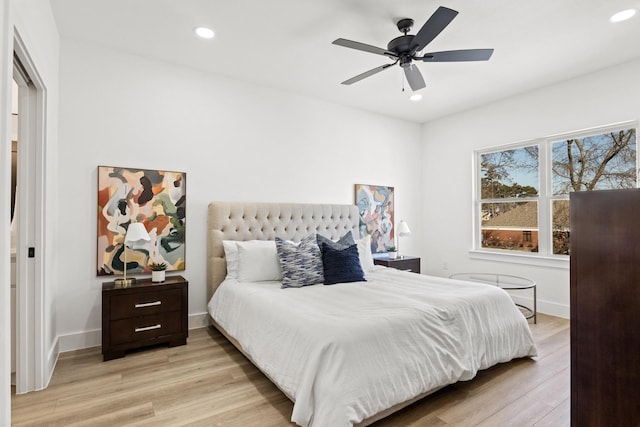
top-left (398, 220), bottom-right (411, 236)
top-left (124, 222), bottom-right (151, 245)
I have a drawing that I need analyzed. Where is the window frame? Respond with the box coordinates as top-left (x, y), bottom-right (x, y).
top-left (471, 120), bottom-right (638, 268)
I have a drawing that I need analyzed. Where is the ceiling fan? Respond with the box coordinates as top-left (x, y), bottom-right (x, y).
top-left (332, 6), bottom-right (494, 91)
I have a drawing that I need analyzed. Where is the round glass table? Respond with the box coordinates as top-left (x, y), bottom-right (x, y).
top-left (449, 273), bottom-right (536, 324)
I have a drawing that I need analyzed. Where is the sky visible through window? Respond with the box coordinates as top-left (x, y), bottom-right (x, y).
top-left (510, 148), bottom-right (538, 190)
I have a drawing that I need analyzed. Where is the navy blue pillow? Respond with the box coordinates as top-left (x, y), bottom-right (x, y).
top-left (317, 231), bottom-right (355, 254)
top-left (321, 243), bottom-right (366, 285)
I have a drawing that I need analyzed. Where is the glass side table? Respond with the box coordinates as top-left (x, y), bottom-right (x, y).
top-left (449, 273), bottom-right (537, 324)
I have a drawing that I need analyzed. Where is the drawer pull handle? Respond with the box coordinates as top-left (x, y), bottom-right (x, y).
top-left (135, 324), bottom-right (161, 333)
top-left (135, 301), bottom-right (161, 308)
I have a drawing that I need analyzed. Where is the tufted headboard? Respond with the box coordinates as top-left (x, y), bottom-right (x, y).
top-left (207, 202), bottom-right (360, 299)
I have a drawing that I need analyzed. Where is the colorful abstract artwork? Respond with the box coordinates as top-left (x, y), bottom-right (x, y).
top-left (354, 184), bottom-right (394, 255)
top-left (97, 166), bottom-right (186, 276)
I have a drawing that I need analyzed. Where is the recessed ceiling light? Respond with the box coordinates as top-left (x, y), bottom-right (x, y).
top-left (610, 9), bottom-right (636, 23)
top-left (410, 93), bottom-right (423, 101)
top-left (194, 27), bottom-right (215, 39)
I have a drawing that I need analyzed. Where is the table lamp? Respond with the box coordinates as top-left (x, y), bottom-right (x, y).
top-left (397, 220), bottom-right (411, 258)
top-left (114, 222), bottom-right (151, 286)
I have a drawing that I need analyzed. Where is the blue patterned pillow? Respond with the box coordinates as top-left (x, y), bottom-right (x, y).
top-left (276, 234), bottom-right (324, 288)
top-left (316, 231), bottom-right (355, 253)
top-left (321, 243), bottom-right (366, 285)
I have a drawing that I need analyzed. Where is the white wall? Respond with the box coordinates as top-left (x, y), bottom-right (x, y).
top-left (56, 39), bottom-right (423, 350)
top-left (421, 58), bottom-right (640, 318)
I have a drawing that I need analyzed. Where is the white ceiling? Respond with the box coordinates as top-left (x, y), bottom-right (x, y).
top-left (50, 0), bottom-right (640, 123)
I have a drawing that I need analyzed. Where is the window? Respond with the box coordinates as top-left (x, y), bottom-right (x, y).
top-left (479, 145), bottom-right (539, 253)
top-left (476, 123), bottom-right (637, 259)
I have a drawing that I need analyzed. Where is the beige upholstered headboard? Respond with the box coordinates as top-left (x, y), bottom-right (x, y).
top-left (207, 202), bottom-right (360, 299)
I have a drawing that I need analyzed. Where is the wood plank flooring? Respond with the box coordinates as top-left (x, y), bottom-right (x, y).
top-left (11, 314), bottom-right (569, 426)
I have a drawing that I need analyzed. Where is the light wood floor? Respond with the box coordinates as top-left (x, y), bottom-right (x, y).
top-left (11, 314), bottom-right (569, 426)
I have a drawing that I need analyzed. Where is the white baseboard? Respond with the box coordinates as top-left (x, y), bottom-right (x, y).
top-left (509, 294), bottom-right (569, 319)
top-left (57, 312), bottom-right (212, 353)
top-left (58, 328), bottom-right (101, 353)
top-left (44, 336), bottom-right (60, 390)
top-left (189, 312), bottom-right (211, 329)
top-left (537, 300), bottom-right (569, 319)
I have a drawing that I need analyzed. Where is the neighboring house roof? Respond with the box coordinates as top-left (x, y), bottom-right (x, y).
top-left (483, 202), bottom-right (538, 228)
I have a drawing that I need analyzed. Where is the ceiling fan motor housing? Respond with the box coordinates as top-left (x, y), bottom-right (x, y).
top-left (387, 35), bottom-right (416, 55)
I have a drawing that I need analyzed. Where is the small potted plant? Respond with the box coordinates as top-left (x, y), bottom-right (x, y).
top-left (150, 262), bottom-right (167, 283)
top-left (387, 246), bottom-right (398, 259)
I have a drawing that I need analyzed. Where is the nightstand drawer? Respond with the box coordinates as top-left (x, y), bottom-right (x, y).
top-left (110, 312), bottom-right (182, 345)
top-left (110, 289), bottom-right (182, 320)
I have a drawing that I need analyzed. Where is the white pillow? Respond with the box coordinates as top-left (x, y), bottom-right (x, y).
top-left (357, 235), bottom-right (375, 272)
top-left (222, 240), bottom-right (239, 279)
top-left (237, 240), bottom-right (283, 282)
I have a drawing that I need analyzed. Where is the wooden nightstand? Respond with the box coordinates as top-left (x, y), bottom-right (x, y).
top-left (374, 256), bottom-right (421, 273)
top-left (102, 275), bottom-right (188, 361)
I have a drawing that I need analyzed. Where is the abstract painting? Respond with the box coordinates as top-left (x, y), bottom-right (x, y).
top-left (354, 184), bottom-right (394, 256)
top-left (97, 166), bottom-right (186, 276)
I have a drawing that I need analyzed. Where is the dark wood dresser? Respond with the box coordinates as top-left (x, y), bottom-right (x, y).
top-left (570, 189), bottom-right (640, 426)
top-left (102, 275), bottom-right (188, 361)
top-left (374, 256), bottom-right (420, 273)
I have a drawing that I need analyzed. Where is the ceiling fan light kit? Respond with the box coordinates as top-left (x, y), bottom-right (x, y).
top-left (333, 6), bottom-right (494, 91)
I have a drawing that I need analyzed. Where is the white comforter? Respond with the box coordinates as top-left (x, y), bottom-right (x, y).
top-left (207, 267), bottom-right (537, 427)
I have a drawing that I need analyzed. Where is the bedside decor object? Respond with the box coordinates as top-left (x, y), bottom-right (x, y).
top-left (150, 262), bottom-right (167, 283)
top-left (102, 275), bottom-right (188, 361)
top-left (397, 220), bottom-right (411, 258)
top-left (355, 183), bottom-right (394, 256)
top-left (114, 223), bottom-right (151, 286)
top-left (387, 247), bottom-right (398, 259)
top-left (97, 165), bottom-right (187, 277)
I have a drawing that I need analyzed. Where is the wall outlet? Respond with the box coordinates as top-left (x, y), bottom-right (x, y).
top-left (442, 261), bottom-right (448, 270)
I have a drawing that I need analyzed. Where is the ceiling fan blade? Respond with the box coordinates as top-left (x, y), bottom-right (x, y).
top-left (422, 49), bottom-right (494, 62)
top-left (333, 38), bottom-right (396, 57)
top-left (341, 63), bottom-right (395, 85)
top-left (411, 6), bottom-right (459, 53)
top-left (404, 64), bottom-right (426, 91)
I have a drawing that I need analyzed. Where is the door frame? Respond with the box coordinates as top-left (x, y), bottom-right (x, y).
top-left (12, 31), bottom-right (47, 395)
top-left (1, 0), bottom-right (12, 422)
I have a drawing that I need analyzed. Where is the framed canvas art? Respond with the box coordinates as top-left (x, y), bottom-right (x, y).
top-left (354, 183), bottom-right (394, 256)
top-left (97, 166), bottom-right (186, 277)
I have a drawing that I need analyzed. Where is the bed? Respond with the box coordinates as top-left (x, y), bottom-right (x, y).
top-left (206, 202), bottom-right (537, 427)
